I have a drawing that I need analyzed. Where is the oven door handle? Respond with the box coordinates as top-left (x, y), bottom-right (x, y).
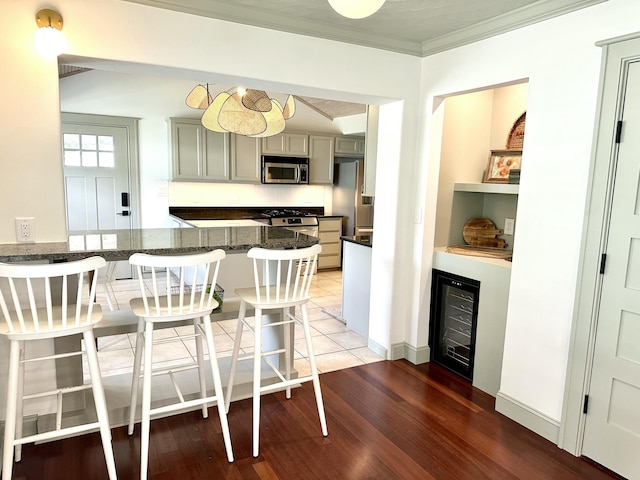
top-left (295, 166), bottom-right (301, 184)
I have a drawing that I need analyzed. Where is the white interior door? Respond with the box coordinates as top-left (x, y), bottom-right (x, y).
top-left (581, 59), bottom-right (640, 479)
top-left (62, 116), bottom-right (138, 279)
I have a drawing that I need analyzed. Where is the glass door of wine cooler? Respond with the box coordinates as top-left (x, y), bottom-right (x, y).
top-left (429, 269), bottom-right (480, 381)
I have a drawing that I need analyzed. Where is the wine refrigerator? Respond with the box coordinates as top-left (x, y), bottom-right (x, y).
top-left (429, 269), bottom-right (480, 381)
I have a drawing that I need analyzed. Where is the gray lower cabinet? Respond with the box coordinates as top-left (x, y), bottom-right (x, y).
top-left (170, 118), bottom-right (230, 181)
top-left (309, 135), bottom-right (335, 185)
top-left (341, 240), bottom-right (371, 338)
top-left (318, 217), bottom-right (342, 269)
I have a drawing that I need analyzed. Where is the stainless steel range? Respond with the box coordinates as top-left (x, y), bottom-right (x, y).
top-left (262, 209), bottom-right (319, 238)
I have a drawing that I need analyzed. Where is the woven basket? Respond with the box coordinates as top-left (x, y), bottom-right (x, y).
top-left (506, 112), bottom-right (526, 149)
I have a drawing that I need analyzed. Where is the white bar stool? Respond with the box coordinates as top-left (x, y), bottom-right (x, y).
top-left (225, 244), bottom-right (327, 457)
top-left (127, 250), bottom-right (233, 480)
top-left (0, 256), bottom-right (117, 480)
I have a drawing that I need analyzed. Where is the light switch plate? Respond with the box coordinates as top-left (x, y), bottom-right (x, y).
top-left (504, 218), bottom-right (515, 235)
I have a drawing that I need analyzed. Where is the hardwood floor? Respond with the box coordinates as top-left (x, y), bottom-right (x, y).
top-left (11, 360), bottom-right (622, 480)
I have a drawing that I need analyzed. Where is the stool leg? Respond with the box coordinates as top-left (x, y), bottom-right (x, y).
top-left (252, 307), bottom-right (262, 458)
top-left (140, 322), bottom-right (154, 480)
top-left (14, 344), bottom-right (25, 462)
top-left (301, 304), bottom-right (328, 437)
top-left (194, 319), bottom-right (208, 418)
top-left (128, 318), bottom-right (145, 435)
top-left (202, 315), bottom-right (234, 463)
top-left (225, 300), bottom-right (246, 412)
top-left (84, 330), bottom-right (118, 480)
top-left (2, 340), bottom-right (20, 480)
top-left (284, 307), bottom-right (292, 400)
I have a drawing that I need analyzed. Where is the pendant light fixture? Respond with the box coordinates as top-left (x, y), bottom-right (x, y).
top-left (327, 0), bottom-right (386, 19)
top-left (186, 85), bottom-right (296, 137)
top-left (34, 9), bottom-right (68, 60)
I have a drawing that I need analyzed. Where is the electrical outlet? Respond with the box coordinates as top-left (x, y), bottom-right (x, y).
top-left (15, 217), bottom-right (35, 243)
top-left (504, 218), bottom-right (515, 235)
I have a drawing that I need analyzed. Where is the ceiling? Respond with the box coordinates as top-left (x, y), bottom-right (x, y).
top-left (60, 0), bottom-right (606, 126)
top-left (122, 0), bottom-right (607, 57)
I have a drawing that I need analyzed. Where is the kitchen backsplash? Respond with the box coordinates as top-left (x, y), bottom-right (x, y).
top-left (168, 182), bottom-right (332, 210)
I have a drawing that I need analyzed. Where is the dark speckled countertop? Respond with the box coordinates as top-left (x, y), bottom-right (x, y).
top-left (0, 226), bottom-right (319, 263)
top-left (341, 235), bottom-right (373, 247)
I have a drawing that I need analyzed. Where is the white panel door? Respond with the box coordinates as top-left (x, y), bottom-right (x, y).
top-left (62, 122), bottom-right (133, 278)
top-left (582, 59), bottom-right (640, 479)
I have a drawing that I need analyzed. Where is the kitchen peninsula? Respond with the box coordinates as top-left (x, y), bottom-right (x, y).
top-left (0, 225), bottom-right (318, 263)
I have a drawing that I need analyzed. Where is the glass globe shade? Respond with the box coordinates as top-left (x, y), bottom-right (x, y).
top-left (34, 27), bottom-right (68, 60)
top-left (327, 0), bottom-right (385, 19)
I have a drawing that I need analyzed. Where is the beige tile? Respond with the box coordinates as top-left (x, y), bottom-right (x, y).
top-left (314, 350), bottom-right (364, 373)
top-left (327, 330), bottom-right (368, 349)
top-left (294, 323), bottom-right (322, 338)
top-left (309, 319), bottom-right (349, 335)
top-left (349, 347), bottom-right (385, 364)
top-left (95, 348), bottom-right (135, 374)
top-left (293, 358), bottom-right (312, 377)
top-left (97, 334), bottom-right (132, 352)
top-left (305, 306), bottom-right (333, 321)
top-left (310, 295), bottom-right (342, 309)
top-left (295, 335), bottom-right (343, 357)
top-left (218, 318), bottom-right (240, 334)
top-left (143, 338), bottom-right (193, 365)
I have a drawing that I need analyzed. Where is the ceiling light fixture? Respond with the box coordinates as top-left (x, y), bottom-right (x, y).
top-left (327, 0), bottom-right (386, 19)
top-left (34, 9), bottom-right (68, 60)
top-left (186, 85), bottom-right (295, 137)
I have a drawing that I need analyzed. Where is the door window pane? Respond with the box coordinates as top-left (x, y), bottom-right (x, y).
top-left (98, 136), bottom-right (114, 151)
top-left (81, 135), bottom-right (97, 150)
top-left (63, 134), bottom-right (80, 149)
top-left (64, 150), bottom-right (81, 166)
top-left (82, 151), bottom-right (98, 167)
top-left (99, 152), bottom-right (115, 168)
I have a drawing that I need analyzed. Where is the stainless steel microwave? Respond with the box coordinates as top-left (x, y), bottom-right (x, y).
top-left (261, 156), bottom-right (309, 184)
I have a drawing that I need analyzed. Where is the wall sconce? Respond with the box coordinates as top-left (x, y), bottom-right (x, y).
top-left (327, 0), bottom-right (386, 19)
top-left (35, 9), bottom-right (68, 60)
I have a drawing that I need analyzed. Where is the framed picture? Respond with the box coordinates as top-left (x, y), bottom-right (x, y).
top-left (484, 150), bottom-right (522, 183)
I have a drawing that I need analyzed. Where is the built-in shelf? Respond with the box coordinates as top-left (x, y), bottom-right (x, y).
top-left (454, 182), bottom-right (519, 195)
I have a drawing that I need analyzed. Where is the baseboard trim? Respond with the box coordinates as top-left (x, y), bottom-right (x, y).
top-left (495, 391), bottom-right (560, 443)
top-left (368, 338), bottom-right (388, 359)
top-left (389, 342), bottom-right (430, 364)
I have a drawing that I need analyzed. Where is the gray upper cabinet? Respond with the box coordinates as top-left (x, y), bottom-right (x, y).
top-left (170, 118), bottom-right (230, 181)
top-left (231, 134), bottom-right (261, 183)
top-left (309, 135), bottom-right (335, 185)
top-left (335, 135), bottom-right (365, 156)
top-left (261, 132), bottom-right (308, 156)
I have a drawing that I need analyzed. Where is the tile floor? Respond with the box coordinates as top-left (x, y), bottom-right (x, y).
top-left (92, 269), bottom-right (384, 379)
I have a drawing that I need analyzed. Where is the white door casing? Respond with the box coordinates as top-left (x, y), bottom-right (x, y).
top-left (580, 57), bottom-right (640, 479)
top-left (61, 113), bottom-right (140, 279)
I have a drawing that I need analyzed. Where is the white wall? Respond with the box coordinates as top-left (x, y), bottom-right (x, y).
top-left (417, 0), bottom-right (640, 425)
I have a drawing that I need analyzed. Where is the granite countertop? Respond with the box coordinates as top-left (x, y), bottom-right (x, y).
top-left (341, 235), bottom-right (373, 247)
top-left (0, 226), bottom-right (319, 263)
